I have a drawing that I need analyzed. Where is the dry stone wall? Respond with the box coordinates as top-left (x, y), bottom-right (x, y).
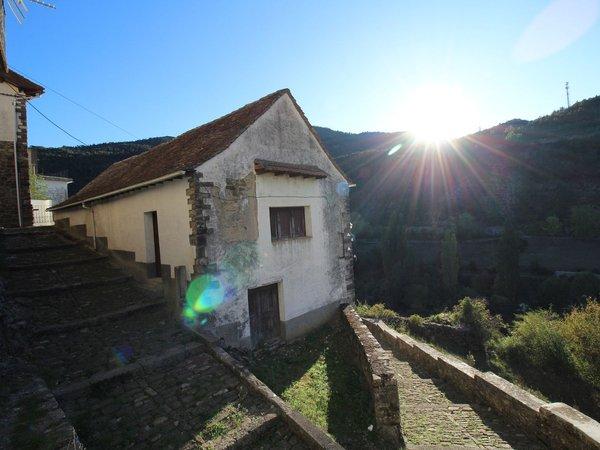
top-left (340, 305), bottom-right (402, 446)
top-left (365, 318), bottom-right (600, 450)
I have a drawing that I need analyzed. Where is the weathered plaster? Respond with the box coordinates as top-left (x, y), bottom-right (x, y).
top-left (197, 93), bottom-right (352, 346)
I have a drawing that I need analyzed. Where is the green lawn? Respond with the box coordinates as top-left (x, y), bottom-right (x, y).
top-left (249, 324), bottom-right (377, 449)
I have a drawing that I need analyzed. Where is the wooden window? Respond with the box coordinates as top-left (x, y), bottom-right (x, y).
top-left (270, 207), bottom-right (306, 240)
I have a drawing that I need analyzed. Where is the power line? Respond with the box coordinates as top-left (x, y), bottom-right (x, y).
top-left (27, 100), bottom-right (88, 145)
top-left (8, 83), bottom-right (87, 144)
top-left (13, 68), bottom-right (139, 139)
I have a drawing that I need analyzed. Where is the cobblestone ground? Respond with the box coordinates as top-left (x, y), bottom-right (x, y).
top-left (1, 229), bottom-right (303, 449)
top-left (380, 341), bottom-right (546, 449)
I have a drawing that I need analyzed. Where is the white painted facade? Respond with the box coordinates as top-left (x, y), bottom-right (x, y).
top-left (53, 92), bottom-right (352, 347)
top-left (41, 176), bottom-right (73, 205)
top-left (55, 179), bottom-right (196, 278)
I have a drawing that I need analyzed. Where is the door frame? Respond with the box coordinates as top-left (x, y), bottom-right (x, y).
top-left (248, 282), bottom-right (282, 346)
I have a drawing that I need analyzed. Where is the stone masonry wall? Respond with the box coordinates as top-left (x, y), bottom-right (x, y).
top-left (364, 319), bottom-right (600, 450)
top-left (186, 171), bottom-right (213, 277)
top-left (340, 305), bottom-right (402, 446)
top-left (0, 97), bottom-right (33, 228)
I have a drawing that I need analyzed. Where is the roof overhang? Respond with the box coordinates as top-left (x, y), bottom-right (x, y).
top-left (254, 159), bottom-right (328, 179)
top-left (49, 170), bottom-right (186, 211)
top-left (0, 69), bottom-right (44, 97)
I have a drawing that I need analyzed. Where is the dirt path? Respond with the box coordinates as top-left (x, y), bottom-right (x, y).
top-left (379, 341), bottom-right (546, 449)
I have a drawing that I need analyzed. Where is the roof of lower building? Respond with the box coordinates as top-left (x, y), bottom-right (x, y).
top-left (0, 69), bottom-right (44, 96)
top-left (53, 88), bottom-right (348, 210)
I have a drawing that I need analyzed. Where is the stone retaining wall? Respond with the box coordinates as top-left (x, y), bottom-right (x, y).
top-left (365, 318), bottom-right (600, 450)
top-left (340, 305), bottom-right (402, 446)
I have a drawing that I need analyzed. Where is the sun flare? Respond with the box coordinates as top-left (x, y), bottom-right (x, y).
top-left (404, 84), bottom-right (479, 143)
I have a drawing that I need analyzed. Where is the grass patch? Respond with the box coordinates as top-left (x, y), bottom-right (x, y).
top-left (200, 403), bottom-right (247, 442)
top-left (249, 324), bottom-right (377, 449)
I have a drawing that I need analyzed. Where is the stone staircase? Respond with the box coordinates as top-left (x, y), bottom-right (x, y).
top-left (0, 227), bottom-right (310, 449)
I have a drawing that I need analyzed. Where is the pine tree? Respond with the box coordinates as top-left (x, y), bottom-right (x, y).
top-left (440, 227), bottom-right (459, 295)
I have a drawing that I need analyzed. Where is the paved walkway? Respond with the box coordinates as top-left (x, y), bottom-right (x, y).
top-left (379, 340), bottom-right (546, 449)
top-left (1, 228), bottom-right (306, 449)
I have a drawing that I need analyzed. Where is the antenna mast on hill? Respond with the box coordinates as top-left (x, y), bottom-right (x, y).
top-left (565, 82), bottom-right (571, 108)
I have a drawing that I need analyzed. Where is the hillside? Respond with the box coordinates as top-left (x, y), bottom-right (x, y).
top-left (34, 96), bottom-right (600, 233)
top-left (34, 127), bottom-right (405, 194)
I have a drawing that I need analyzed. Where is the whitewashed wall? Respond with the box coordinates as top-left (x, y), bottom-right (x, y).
top-left (53, 178), bottom-right (195, 278)
top-left (198, 93), bottom-right (350, 345)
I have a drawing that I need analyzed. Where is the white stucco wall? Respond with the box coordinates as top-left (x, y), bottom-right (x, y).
top-left (0, 82), bottom-right (16, 142)
top-left (197, 93), bottom-right (350, 344)
top-left (53, 178), bottom-right (195, 277)
top-left (44, 178), bottom-right (71, 205)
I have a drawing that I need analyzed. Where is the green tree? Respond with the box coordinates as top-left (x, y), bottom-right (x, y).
top-left (29, 167), bottom-right (49, 200)
top-left (570, 205), bottom-right (600, 238)
top-left (440, 227), bottom-right (459, 295)
top-left (493, 225), bottom-right (523, 304)
top-left (541, 215), bottom-right (562, 236)
top-left (380, 211), bottom-right (407, 278)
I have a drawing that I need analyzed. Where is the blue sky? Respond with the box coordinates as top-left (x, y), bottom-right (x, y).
top-left (6, 0), bottom-right (600, 146)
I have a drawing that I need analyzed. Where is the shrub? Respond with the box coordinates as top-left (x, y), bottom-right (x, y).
top-left (354, 302), bottom-right (398, 319)
top-left (561, 299), bottom-right (600, 388)
top-left (452, 297), bottom-right (503, 346)
top-left (536, 276), bottom-right (570, 309)
top-left (427, 311), bottom-right (454, 325)
top-left (541, 215), bottom-right (562, 236)
top-left (570, 205), bottom-right (600, 238)
top-left (568, 273), bottom-right (600, 306)
top-left (408, 314), bottom-right (423, 329)
top-left (496, 310), bottom-right (575, 377)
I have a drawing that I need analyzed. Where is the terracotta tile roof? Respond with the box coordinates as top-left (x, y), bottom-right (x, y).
top-left (254, 159), bottom-right (328, 178)
top-left (0, 69), bottom-right (44, 96)
top-left (54, 88), bottom-right (349, 209)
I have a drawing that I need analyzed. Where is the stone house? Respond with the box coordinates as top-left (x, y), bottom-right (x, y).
top-left (0, 3), bottom-right (44, 227)
top-left (51, 89), bottom-right (355, 347)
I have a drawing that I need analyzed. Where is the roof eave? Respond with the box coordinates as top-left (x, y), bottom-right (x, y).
top-left (49, 170), bottom-right (186, 211)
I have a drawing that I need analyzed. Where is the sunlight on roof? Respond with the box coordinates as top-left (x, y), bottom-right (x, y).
top-left (404, 84), bottom-right (479, 144)
top-left (514, 0), bottom-right (599, 62)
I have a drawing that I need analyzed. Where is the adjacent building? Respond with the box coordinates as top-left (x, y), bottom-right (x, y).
top-left (52, 89), bottom-right (355, 347)
top-left (0, 1), bottom-right (44, 227)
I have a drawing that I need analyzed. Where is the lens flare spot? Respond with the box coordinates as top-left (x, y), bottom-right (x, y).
top-left (112, 345), bottom-right (134, 366)
top-left (183, 274), bottom-right (226, 324)
top-left (336, 181), bottom-right (350, 197)
top-left (387, 144), bottom-right (402, 155)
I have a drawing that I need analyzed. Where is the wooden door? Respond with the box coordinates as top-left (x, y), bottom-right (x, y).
top-left (151, 211), bottom-right (162, 277)
top-left (248, 284), bottom-right (280, 346)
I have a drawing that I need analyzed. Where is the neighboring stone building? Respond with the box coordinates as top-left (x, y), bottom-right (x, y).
top-left (52, 89), bottom-right (355, 347)
top-left (0, 3), bottom-right (44, 227)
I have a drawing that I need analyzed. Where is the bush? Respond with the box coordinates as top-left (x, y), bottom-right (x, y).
top-left (354, 302), bottom-right (398, 319)
top-left (570, 205), bottom-right (600, 238)
top-left (568, 273), bottom-right (600, 306)
top-left (452, 297), bottom-right (503, 346)
top-left (541, 215), bottom-right (562, 236)
top-left (496, 310), bottom-right (575, 377)
top-left (561, 299), bottom-right (600, 388)
top-left (536, 276), bottom-right (571, 309)
top-left (408, 314), bottom-right (423, 329)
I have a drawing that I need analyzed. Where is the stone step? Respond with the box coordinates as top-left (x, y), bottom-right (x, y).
top-left (4, 240), bottom-right (81, 253)
top-left (6, 254), bottom-right (108, 270)
top-left (35, 298), bottom-right (168, 335)
top-left (7, 274), bottom-right (132, 296)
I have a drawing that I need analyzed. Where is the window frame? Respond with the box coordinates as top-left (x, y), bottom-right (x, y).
top-left (269, 206), bottom-right (307, 241)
